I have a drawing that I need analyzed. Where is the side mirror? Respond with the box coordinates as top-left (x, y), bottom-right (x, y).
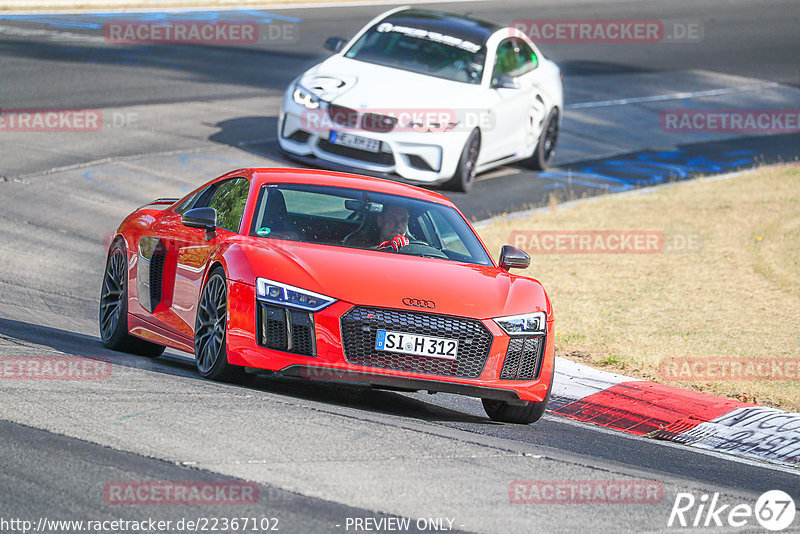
top-left (499, 245), bottom-right (530, 271)
top-left (492, 73), bottom-right (519, 89)
top-left (182, 207), bottom-right (217, 239)
top-left (324, 37), bottom-right (346, 53)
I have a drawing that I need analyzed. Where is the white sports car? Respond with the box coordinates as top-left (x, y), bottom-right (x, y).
top-left (278, 7), bottom-right (563, 192)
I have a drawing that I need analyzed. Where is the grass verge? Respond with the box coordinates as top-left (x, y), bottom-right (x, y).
top-left (477, 164), bottom-right (800, 411)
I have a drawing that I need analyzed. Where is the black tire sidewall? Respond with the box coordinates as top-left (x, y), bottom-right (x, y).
top-left (445, 129), bottom-right (480, 192)
top-left (100, 241), bottom-right (130, 348)
top-left (195, 267), bottom-right (232, 380)
top-left (527, 108), bottom-right (559, 171)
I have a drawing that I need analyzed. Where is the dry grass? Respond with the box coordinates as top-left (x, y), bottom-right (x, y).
top-left (478, 164), bottom-right (800, 411)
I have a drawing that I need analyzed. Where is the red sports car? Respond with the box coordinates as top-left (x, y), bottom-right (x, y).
top-left (100, 168), bottom-right (554, 423)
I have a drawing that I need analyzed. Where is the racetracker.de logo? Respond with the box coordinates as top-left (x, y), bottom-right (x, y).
top-left (0, 356), bottom-right (111, 380)
top-left (659, 357), bottom-right (800, 382)
top-left (104, 21), bottom-right (298, 44)
top-left (510, 230), bottom-right (703, 254)
top-left (299, 108), bottom-right (493, 134)
top-left (0, 109), bottom-right (102, 132)
top-left (508, 19), bottom-right (702, 43)
top-left (509, 480), bottom-right (664, 504)
top-left (661, 110), bottom-right (800, 133)
top-left (104, 481), bottom-right (259, 505)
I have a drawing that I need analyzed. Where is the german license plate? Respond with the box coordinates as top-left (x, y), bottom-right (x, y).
top-left (375, 330), bottom-right (458, 360)
top-left (329, 131), bottom-right (381, 153)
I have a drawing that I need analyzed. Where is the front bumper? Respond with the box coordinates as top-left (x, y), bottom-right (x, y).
top-left (277, 94), bottom-right (469, 185)
top-left (226, 282), bottom-right (554, 403)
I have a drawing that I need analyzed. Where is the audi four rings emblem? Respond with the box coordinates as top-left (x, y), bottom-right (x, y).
top-left (403, 298), bottom-right (436, 309)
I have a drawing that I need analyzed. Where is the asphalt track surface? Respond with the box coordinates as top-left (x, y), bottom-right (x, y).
top-left (0, 1), bottom-right (799, 532)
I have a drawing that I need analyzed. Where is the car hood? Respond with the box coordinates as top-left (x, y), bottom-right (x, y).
top-left (298, 56), bottom-right (484, 111)
top-left (232, 240), bottom-right (549, 320)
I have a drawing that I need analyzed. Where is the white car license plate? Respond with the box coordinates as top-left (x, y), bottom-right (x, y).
top-left (329, 131), bottom-right (381, 153)
top-left (375, 330), bottom-right (458, 360)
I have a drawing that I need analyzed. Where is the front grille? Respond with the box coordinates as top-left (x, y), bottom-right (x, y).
top-left (361, 113), bottom-right (397, 133)
top-left (500, 336), bottom-right (544, 380)
top-left (318, 139), bottom-right (395, 166)
top-left (328, 104), bottom-right (359, 128)
top-left (341, 307), bottom-right (493, 378)
top-left (258, 303), bottom-right (315, 357)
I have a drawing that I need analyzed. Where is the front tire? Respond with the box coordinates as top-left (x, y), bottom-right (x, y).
top-left (482, 370), bottom-right (554, 424)
top-left (524, 108), bottom-right (559, 171)
top-left (443, 129), bottom-right (480, 192)
top-left (194, 267), bottom-right (246, 382)
top-left (99, 240), bottom-right (165, 358)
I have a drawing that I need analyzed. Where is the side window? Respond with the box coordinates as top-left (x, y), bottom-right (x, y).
top-left (428, 210), bottom-right (469, 256)
top-left (514, 40), bottom-right (538, 73)
top-left (173, 189), bottom-right (205, 214)
top-left (492, 39), bottom-right (537, 84)
top-left (207, 178), bottom-right (250, 232)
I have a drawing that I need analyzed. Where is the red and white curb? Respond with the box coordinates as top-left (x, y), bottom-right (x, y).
top-left (550, 357), bottom-right (800, 468)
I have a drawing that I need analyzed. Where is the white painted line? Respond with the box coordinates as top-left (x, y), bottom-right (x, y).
top-left (0, 24), bottom-right (107, 43)
top-left (476, 167), bottom-right (519, 181)
top-left (550, 356), bottom-right (630, 405)
top-left (566, 82), bottom-right (782, 110)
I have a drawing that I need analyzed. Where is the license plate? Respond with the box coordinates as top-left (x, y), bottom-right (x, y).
top-left (375, 330), bottom-right (458, 360)
top-left (329, 131), bottom-right (381, 153)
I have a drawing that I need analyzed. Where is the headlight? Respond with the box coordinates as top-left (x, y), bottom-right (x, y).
top-left (256, 277), bottom-right (336, 312)
top-left (494, 312), bottom-right (547, 336)
top-left (292, 85), bottom-right (320, 110)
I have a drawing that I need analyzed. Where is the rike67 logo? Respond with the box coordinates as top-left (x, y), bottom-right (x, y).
top-left (668, 490), bottom-right (796, 531)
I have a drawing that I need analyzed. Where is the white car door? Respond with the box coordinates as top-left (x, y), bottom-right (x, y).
top-left (480, 39), bottom-right (547, 165)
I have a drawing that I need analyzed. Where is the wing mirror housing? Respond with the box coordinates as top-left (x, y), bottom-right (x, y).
top-left (492, 73), bottom-right (520, 89)
top-left (499, 245), bottom-right (530, 271)
top-left (324, 37), bottom-right (347, 53)
top-left (182, 207), bottom-right (217, 240)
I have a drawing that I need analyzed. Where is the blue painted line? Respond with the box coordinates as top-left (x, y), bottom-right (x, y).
top-left (0, 10), bottom-right (302, 26)
top-left (539, 149), bottom-right (758, 192)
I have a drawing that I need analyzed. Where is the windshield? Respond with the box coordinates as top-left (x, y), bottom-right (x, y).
top-left (344, 22), bottom-right (486, 85)
top-left (250, 183), bottom-right (493, 266)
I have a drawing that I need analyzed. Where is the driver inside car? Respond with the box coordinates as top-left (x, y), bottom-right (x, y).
top-left (376, 204), bottom-right (410, 251)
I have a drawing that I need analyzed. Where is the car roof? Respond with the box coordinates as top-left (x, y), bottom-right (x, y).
top-left (379, 8), bottom-right (503, 46)
top-left (242, 168), bottom-right (456, 205)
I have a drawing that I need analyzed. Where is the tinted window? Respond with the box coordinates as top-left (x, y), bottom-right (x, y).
top-left (345, 22), bottom-right (486, 84)
top-left (251, 183), bottom-right (492, 266)
top-left (173, 188), bottom-right (204, 214)
top-left (492, 39), bottom-right (537, 84)
top-left (207, 178), bottom-right (249, 232)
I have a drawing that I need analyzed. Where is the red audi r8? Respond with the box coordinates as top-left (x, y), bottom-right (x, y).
top-left (100, 168), bottom-right (554, 423)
